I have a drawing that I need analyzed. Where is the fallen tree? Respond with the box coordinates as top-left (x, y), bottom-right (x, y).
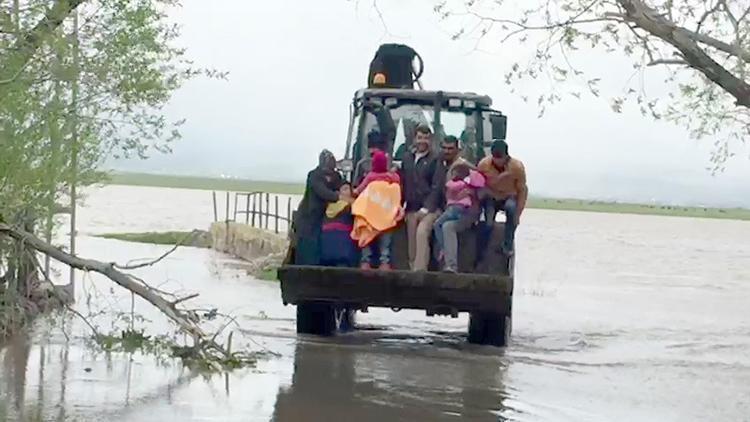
top-left (0, 222), bottom-right (249, 368)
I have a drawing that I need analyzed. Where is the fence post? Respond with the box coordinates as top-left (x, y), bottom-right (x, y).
top-left (233, 192), bottom-right (238, 221)
top-left (212, 191), bottom-right (218, 222)
top-left (287, 197), bottom-right (292, 233)
top-left (275, 195), bottom-right (279, 234)
top-left (225, 191), bottom-right (230, 222)
top-left (251, 194), bottom-right (257, 227)
top-left (245, 193), bottom-right (250, 224)
top-left (224, 191), bottom-right (230, 248)
top-left (266, 192), bottom-right (271, 230)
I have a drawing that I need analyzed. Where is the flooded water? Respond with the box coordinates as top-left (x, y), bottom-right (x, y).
top-left (2, 185), bottom-right (749, 421)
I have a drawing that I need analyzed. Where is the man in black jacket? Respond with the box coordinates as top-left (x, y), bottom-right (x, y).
top-left (401, 125), bottom-right (441, 271)
top-left (294, 149), bottom-right (343, 265)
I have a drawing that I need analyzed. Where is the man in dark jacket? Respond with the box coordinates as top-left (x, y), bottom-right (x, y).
top-left (294, 149), bottom-right (343, 265)
top-left (401, 125), bottom-right (441, 270)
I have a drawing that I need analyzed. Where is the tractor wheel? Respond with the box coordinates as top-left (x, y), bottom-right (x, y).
top-left (296, 302), bottom-right (336, 336)
top-left (468, 312), bottom-right (511, 347)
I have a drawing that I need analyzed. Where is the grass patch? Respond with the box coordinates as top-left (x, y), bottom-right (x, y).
top-left (96, 231), bottom-right (212, 248)
top-left (528, 198), bottom-right (750, 221)
top-left (107, 172), bottom-right (304, 194)
top-left (257, 268), bottom-right (278, 281)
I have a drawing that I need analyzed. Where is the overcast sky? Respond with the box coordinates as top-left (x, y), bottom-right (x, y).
top-left (112, 0), bottom-right (750, 207)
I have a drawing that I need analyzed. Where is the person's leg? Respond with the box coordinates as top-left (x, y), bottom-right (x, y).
top-left (360, 241), bottom-right (373, 269)
top-left (444, 207), bottom-right (481, 272)
top-left (405, 212), bottom-right (421, 269)
top-left (378, 232), bottom-right (393, 269)
top-left (432, 211), bottom-right (451, 262)
top-left (483, 197), bottom-right (499, 226)
top-left (414, 212), bottom-right (438, 271)
top-left (437, 206), bottom-right (466, 271)
top-left (295, 226), bottom-right (321, 265)
top-left (442, 220), bottom-right (460, 272)
top-left (502, 197), bottom-right (519, 254)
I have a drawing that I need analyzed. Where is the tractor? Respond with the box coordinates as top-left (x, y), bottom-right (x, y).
top-left (278, 44), bottom-right (514, 346)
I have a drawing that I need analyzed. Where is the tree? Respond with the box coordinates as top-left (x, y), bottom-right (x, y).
top-left (0, 1), bottom-right (240, 366)
top-left (435, 0), bottom-right (750, 171)
top-left (1, 0), bottom-right (197, 295)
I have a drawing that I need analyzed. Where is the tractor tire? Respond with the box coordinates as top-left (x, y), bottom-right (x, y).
top-left (296, 302), bottom-right (337, 336)
top-left (468, 312), bottom-right (511, 347)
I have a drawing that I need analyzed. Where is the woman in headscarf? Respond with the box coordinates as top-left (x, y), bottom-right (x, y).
top-left (293, 149), bottom-right (343, 265)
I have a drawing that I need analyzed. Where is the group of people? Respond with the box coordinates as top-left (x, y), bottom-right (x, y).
top-left (293, 125), bottom-right (528, 273)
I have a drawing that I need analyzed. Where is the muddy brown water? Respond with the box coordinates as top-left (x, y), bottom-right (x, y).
top-left (1, 185), bottom-right (749, 421)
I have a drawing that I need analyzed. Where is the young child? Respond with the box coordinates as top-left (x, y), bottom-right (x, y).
top-left (354, 150), bottom-right (402, 270)
top-left (319, 183), bottom-right (358, 267)
top-left (433, 162), bottom-right (485, 272)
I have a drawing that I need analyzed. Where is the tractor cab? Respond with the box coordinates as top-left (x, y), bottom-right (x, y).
top-left (278, 44), bottom-right (515, 347)
top-left (339, 87), bottom-right (508, 178)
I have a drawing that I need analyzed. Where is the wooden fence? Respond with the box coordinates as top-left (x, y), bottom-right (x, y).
top-left (212, 191), bottom-right (293, 234)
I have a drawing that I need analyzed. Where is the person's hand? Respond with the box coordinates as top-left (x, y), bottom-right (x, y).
top-left (395, 206), bottom-right (406, 221)
top-left (457, 188), bottom-right (472, 199)
top-left (339, 192), bottom-right (354, 204)
top-left (363, 100), bottom-right (384, 113)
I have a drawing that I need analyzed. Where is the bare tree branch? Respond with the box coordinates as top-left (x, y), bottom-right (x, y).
top-left (686, 28), bottom-right (750, 63)
top-left (467, 1), bottom-right (625, 45)
top-left (114, 230), bottom-right (199, 270)
top-left (171, 293), bottom-right (199, 306)
top-left (696, 0), bottom-right (722, 33)
top-left (0, 59), bottom-right (31, 85)
top-left (65, 303), bottom-right (101, 338)
top-left (648, 59), bottom-right (689, 66)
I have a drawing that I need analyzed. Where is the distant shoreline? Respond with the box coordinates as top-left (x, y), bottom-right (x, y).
top-left (106, 172), bottom-right (750, 222)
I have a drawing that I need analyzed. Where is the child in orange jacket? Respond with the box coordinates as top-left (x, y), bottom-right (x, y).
top-left (354, 150), bottom-right (402, 270)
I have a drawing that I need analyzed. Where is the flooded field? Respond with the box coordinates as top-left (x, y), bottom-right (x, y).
top-left (2, 185), bottom-right (750, 421)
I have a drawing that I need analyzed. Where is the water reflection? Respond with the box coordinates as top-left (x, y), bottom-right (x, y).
top-left (0, 328), bottom-right (200, 422)
top-left (2, 332), bottom-right (30, 419)
top-left (272, 339), bottom-right (509, 421)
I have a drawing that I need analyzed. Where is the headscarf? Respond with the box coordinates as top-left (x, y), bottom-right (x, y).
top-left (318, 149), bottom-right (336, 171)
top-left (371, 150), bottom-right (388, 173)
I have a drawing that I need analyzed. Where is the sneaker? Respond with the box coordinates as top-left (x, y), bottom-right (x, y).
top-left (379, 263), bottom-right (393, 271)
top-left (500, 245), bottom-right (515, 257)
top-left (443, 266), bottom-right (458, 274)
top-left (360, 262), bottom-right (373, 270)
